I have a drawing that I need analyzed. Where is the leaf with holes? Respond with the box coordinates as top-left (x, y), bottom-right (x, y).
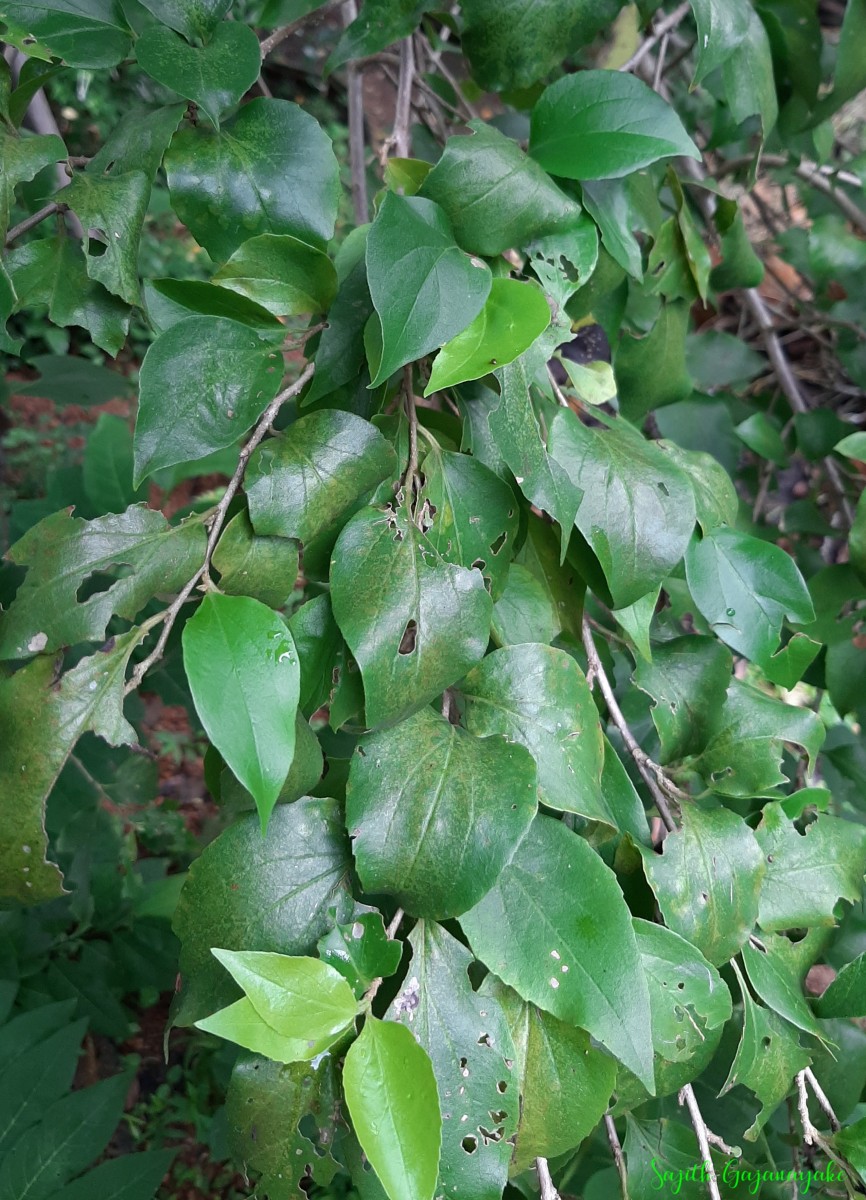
top-left (346, 706), bottom-right (537, 919)
top-left (63, 170), bottom-right (149, 306)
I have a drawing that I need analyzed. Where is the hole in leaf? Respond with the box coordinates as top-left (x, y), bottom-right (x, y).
top-left (490, 531), bottom-right (508, 555)
top-left (477, 1033), bottom-right (492, 1047)
top-left (462, 1136), bottom-right (478, 1154)
top-left (762, 1036), bottom-right (772, 1049)
top-left (459, 1057), bottom-right (468, 1069)
top-left (497, 1081), bottom-right (508, 1093)
top-left (489, 1110), bottom-right (507, 1124)
top-left (657, 481), bottom-right (669, 496)
top-left (677, 981), bottom-right (685, 990)
top-left (86, 232), bottom-right (109, 256)
top-left (76, 565), bottom-right (131, 602)
top-left (479, 1126), bottom-right (502, 1144)
top-left (471, 558), bottom-right (486, 571)
top-left (398, 620), bottom-right (418, 655)
top-left (700, 892), bottom-right (708, 901)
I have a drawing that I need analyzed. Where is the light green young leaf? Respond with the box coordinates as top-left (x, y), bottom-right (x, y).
top-left (835, 431), bottom-right (866, 463)
top-left (346, 706), bottom-right (537, 919)
top-left (212, 234), bottom-right (338, 316)
top-left (182, 594), bottom-right (300, 832)
top-left (196, 996), bottom-right (348, 1063)
top-left (343, 1018), bottom-right (442, 1200)
top-left (461, 814), bottom-right (655, 1090)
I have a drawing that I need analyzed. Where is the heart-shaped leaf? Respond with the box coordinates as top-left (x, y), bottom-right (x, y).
top-left (213, 233), bottom-right (337, 314)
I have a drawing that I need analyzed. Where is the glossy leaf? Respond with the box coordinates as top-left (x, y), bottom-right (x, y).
top-left (328, 0), bottom-right (430, 71)
top-left (690, 0), bottom-right (751, 84)
top-left (420, 121), bottom-right (582, 257)
top-left (755, 801), bottom-right (866, 932)
top-left (639, 804), bottom-right (765, 965)
top-left (245, 411), bottom-right (397, 545)
top-left (365, 193), bottom-right (491, 386)
top-left (346, 706), bottom-right (537, 919)
top-left (211, 509), bottom-right (299, 608)
top-left (548, 408), bottom-right (696, 608)
top-left (741, 935), bottom-right (823, 1040)
top-left (486, 977), bottom-right (617, 1171)
top-left (685, 526), bottom-right (815, 670)
top-left (88, 102), bottom-right (184, 181)
top-left (137, 0), bottom-right (230, 41)
top-left (0, 505), bottom-right (205, 660)
top-left (319, 912), bottom-right (402, 997)
top-left (461, 814), bottom-right (655, 1089)
top-left (491, 563), bottom-right (560, 648)
top-left (63, 170), bottom-right (149, 306)
top-left (342, 1018), bottom-right (442, 1200)
top-left (330, 506), bottom-right (492, 727)
top-left (165, 98), bottom-right (340, 260)
top-left (144, 277), bottom-right (282, 335)
top-left (426, 279), bottom-right (550, 394)
top-left (529, 70), bottom-right (700, 180)
top-left (633, 636), bottom-right (732, 764)
top-left (135, 21), bottom-right (260, 129)
top-left (134, 316), bottom-right (283, 484)
top-left (657, 440), bottom-right (739, 533)
top-left (388, 923), bottom-right (519, 1198)
top-left (0, 0), bottom-right (132, 68)
top-left (721, 3), bottom-right (778, 141)
top-left (196, 995), bottom-right (348, 1063)
top-left (172, 798), bottom-right (353, 1025)
top-left (182, 594), bottom-right (300, 831)
top-left (212, 234), bottom-right (337, 316)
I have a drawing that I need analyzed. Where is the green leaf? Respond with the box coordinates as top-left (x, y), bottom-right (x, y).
top-left (656, 440), bottom-right (739, 533)
top-left (461, 0), bottom-right (623, 91)
top-left (614, 300), bottom-right (694, 421)
top-left (720, 4), bottom-right (778, 142)
top-left (88, 102), bottom-right (185, 182)
top-left (328, 0), bottom-right (430, 71)
top-left (559, 357), bottom-right (617, 407)
top-left (426, 279), bottom-right (550, 394)
top-left (461, 814), bottom-right (654, 1090)
top-left (460, 643), bottom-right (607, 823)
top-left (0, 1017), bottom-right (88, 1153)
top-left (755, 801), bottom-right (866, 932)
top-left (342, 1018), bottom-right (442, 1200)
top-left (288, 593), bottom-right (341, 713)
top-left (489, 358), bottom-right (581, 548)
top-left (144, 278), bottom-right (282, 335)
top-left (212, 234), bottom-right (337, 316)
top-left (134, 316), bottom-right (283, 485)
top-left (709, 199), bottom-right (764, 290)
top-left (548, 408), bottom-right (696, 608)
top-left (182, 594), bottom-right (299, 831)
top-left (638, 804), bottom-right (765, 965)
top-left (6, 234), bottom-right (130, 356)
top-left (198, 950), bottom-right (358, 1060)
top-left (51, 1150), bottom-right (176, 1200)
top-left (814, 952), bottom-right (866, 1018)
top-left (805, 0), bottom-right (866, 123)
top-left (0, 505), bottom-right (205, 660)
top-left (491, 563), bottom-right (560, 648)
top-left (346, 706), bottom-right (537, 919)
top-left (689, 0), bottom-right (751, 85)
top-left (416, 446), bottom-right (518, 601)
top-left (485, 977), bottom-right (617, 1171)
top-left (136, 21), bottom-right (260, 129)
top-left (529, 213), bottom-right (599, 303)
top-left (172, 798), bottom-right (353, 1025)
top-left (63, 169), bottom-right (149, 306)
top-left (598, 735), bottom-right (652, 846)
top-left (685, 526), bottom-right (814, 670)
top-left (835, 431), bottom-right (866, 463)
top-left (721, 962), bottom-right (809, 1141)
top-left (0, 0), bottom-right (132, 68)
top-left (319, 912), bottom-right (402, 997)
top-left (137, 0), bottom-right (230, 43)
top-left (245, 411), bottom-right (397, 545)
top-left (0, 127), bottom-right (65, 237)
top-left (304, 253), bottom-right (373, 404)
top-left (529, 70), bottom-right (700, 180)
top-left (330, 506), bottom-right (492, 727)
top-left (735, 412), bottom-right (787, 465)
top-left (419, 121), bottom-right (582, 257)
top-left (83, 414), bottom-right (145, 513)
top-left (694, 680), bottom-right (824, 799)
top-left (165, 98), bottom-right (340, 261)
top-left (388, 923), bottom-right (519, 1198)
top-left (365, 193), bottom-right (491, 387)
top-left (741, 935), bottom-right (823, 1040)
top-left (212, 509), bottom-right (298, 608)
top-left (633, 636), bottom-right (732, 764)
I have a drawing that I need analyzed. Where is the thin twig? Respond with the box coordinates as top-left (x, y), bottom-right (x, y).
top-left (679, 1084), bottom-right (723, 1200)
top-left (383, 37), bottom-right (415, 162)
top-left (652, 32), bottom-right (670, 92)
top-left (620, 1), bottom-right (691, 73)
top-left (4, 201), bottom-right (63, 247)
top-left (805, 1068), bottom-right (842, 1133)
top-left (422, 35), bottom-right (479, 121)
top-left (713, 153), bottom-right (863, 193)
top-left (260, 5), bottom-right (332, 58)
top-left (796, 1070), bottom-right (819, 1146)
top-left (403, 364), bottom-right (420, 511)
top-left (605, 1114), bottom-right (629, 1200)
top-left (536, 1157), bottom-right (561, 1200)
top-left (581, 617), bottom-right (682, 831)
top-left (124, 363), bottom-right (315, 696)
top-left (341, 0), bottom-right (369, 225)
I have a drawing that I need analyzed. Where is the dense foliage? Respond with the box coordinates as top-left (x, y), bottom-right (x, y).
top-left (2, 1), bottom-right (866, 1198)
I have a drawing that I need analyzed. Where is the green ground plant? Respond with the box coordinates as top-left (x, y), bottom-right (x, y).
top-left (2, 2), bottom-right (866, 1199)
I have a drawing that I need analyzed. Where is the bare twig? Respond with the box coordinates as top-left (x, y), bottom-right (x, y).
top-left (4, 201), bottom-right (64, 247)
top-left (536, 1157), bottom-right (561, 1200)
top-left (581, 617), bottom-right (682, 831)
top-left (652, 32), bottom-right (670, 92)
top-left (380, 37), bottom-right (415, 163)
top-left (804, 1068), bottom-right (842, 1133)
top-left (679, 1084), bottom-right (723, 1200)
top-left (260, 5), bottom-right (332, 58)
top-left (341, 0), bottom-right (369, 225)
top-left (124, 363), bottom-right (315, 696)
top-left (605, 1114), bottom-right (629, 1200)
top-left (620, 1), bottom-right (691, 73)
top-left (796, 1070), bottom-right (820, 1146)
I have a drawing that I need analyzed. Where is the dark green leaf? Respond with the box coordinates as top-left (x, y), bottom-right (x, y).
top-left (529, 70), bottom-right (700, 180)
top-left (0, 1017), bottom-right (87, 1153)
top-left (388, 923), bottom-right (519, 1198)
top-left (461, 814), bottom-right (654, 1089)
top-left (304, 253), bottom-right (373, 404)
top-left (633, 636), bottom-right (732, 764)
top-left (0, 505), bottom-right (204, 659)
top-left (63, 170), bottom-right (149, 306)
top-left (689, 0), bottom-right (751, 84)
top-left (491, 564), bottom-right (560, 648)
top-left (343, 1018), bottom-right (442, 1200)
top-left (144, 278), bottom-right (282, 335)
top-left (638, 804), bottom-right (765, 965)
top-left (419, 121), bottom-right (582, 257)
top-left (720, 3), bottom-right (778, 141)
top-left (51, 1150), bottom-right (176, 1200)
top-left (0, 0), bottom-right (132, 68)
top-left (0, 127), bottom-right (65, 237)
top-left (245, 411), bottom-right (397, 545)
top-left (365, 193), bottom-right (491, 386)
top-left (814, 952), bottom-right (866, 1018)
top-left (288, 593), bottom-right (341, 713)
top-left (172, 798), bottom-right (353, 1025)
top-left (213, 234), bottom-right (337, 316)
top-left (330, 506), bottom-right (492, 727)
top-left (614, 300), bottom-right (694, 421)
top-left (134, 316), bottom-right (283, 484)
top-left (83, 414), bottom-right (145, 513)
top-left (548, 408), bottom-right (696, 608)
top-left (319, 912), bottom-right (402, 997)
top-left (346, 706), bottom-right (537, 919)
top-left (136, 21), bottom-right (260, 129)
top-left (212, 509), bottom-right (298, 608)
top-left (328, 0), bottom-right (429, 70)
top-left (182, 593), bottom-right (300, 831)
top-left (165, 98), bottom-right (340, 260)
top-left (88, 103), bottom-right (184, 182)
top-left (137, 0), bottom-right (230, 42)
top-left (741, 935), bottom-right (823, 1040)
top-left (656, 440), bottom-right (739, 533)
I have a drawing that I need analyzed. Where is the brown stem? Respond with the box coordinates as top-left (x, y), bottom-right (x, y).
top-left (4, 201), bottom-right (64, 247)
top-left (260, 5), bottom-right (333, 58)
top-left (620, 1), bottom-right (691, 73)
top-left (679, 1084), bottom-right (724, 1200)
top-left (605, 1114), bottom-right (629, 1200)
